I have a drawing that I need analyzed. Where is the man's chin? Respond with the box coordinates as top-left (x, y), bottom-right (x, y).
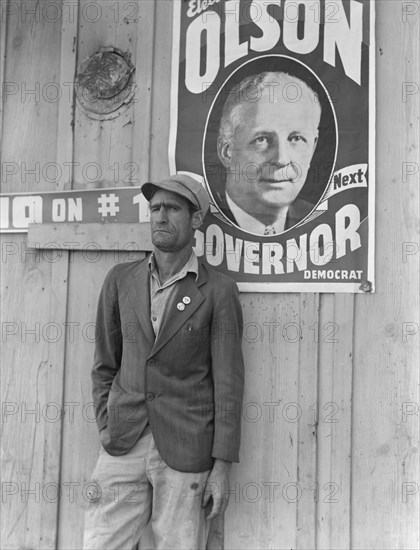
top-left (152, 236), bottom-right (174, 251)
top-left (256, 190), bottom-right (299, 208)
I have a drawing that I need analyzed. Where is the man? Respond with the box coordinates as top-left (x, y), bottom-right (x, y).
top-left (216, 71), bottom-right (321, 235)
top-left (83, 174), bottom-right (244, 550)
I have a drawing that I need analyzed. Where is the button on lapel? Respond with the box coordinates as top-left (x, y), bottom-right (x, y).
top-left (150, 275), bottom-right (204, 357)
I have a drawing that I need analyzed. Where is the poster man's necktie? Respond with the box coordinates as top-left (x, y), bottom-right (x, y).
top-left (264, 225), bottom-right (276, 235)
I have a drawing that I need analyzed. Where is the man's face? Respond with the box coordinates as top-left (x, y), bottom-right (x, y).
top-left (149, 190), bottom-right (201, 252)
top-left (218, 86), bottom-right (319, 217)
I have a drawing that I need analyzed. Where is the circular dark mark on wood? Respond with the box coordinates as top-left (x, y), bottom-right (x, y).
top-left (75, 47), bottom-right (135, 119)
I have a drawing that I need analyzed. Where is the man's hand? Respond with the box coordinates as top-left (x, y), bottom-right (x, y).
top-left (202, 459), bottom-right (232, 519)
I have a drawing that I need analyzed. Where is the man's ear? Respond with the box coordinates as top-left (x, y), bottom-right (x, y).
top-left (191, 209), bottom-right (204, 229)
top-left (217, 136), bottom-right (232, 168)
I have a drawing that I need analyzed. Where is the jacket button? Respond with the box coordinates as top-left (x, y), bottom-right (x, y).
top-left (146, 392), bottom-right (155, 401)
top-left (148, 359), bottom-right (155, 366)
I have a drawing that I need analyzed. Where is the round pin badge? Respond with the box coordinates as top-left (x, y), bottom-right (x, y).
top-left (182, 296), bottom-right (191, 305)
top-left (177, 303), bottom-right (185, 311)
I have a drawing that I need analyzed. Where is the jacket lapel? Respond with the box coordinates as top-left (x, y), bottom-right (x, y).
top-left (150, 267), bottom-right (207, 357)
top-left (125, 260), bottom-right (155, 347)
top-left (285, 198), bottom-right (313, 229)
top-left (217, 192), bottom-right (238, 225)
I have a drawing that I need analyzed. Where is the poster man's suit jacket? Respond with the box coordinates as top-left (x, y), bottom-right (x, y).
top-left (92, 256), bottom-right (245, 473)
top-left (216, 192), bottom-right (314, 231)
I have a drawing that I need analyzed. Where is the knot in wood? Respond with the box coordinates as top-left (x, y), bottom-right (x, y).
top-left (75, 48), bottom-right (135, 119)
top-left (77, 52), bottom-right (132, 100)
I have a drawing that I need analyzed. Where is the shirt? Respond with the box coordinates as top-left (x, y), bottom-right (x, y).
top-left (148, 251), bottom-right (199, 336)
top-left (226, 191), bottom-right (289, 235)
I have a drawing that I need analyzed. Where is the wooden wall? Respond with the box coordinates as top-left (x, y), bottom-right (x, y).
top-left (1, 1), bottom-right (418, 549)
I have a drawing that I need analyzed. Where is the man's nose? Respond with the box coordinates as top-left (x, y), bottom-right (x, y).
top-left (272, 139), bottom-right (291, 166)
top-left (155, 207), bottom-right (168, 223)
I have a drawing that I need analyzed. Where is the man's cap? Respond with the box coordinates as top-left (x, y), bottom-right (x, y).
top-left (141, 174), bottom-right (210, 216)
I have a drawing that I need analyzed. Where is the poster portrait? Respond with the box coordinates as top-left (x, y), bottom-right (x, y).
top-left (169, 0), bottom-right (375, 292)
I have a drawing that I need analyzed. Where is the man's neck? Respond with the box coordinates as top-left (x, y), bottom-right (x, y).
top-left (152, 246), bottom-right (193, 284)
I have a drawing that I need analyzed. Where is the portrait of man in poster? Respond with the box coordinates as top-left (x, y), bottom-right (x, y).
top-left (215, 71), bottom-right (322, 235)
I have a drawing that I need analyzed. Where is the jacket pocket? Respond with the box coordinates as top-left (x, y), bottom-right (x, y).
top-left (187, 401), bottom-right (215, 421)
top-left (181, 323), bottom-right (209, 341)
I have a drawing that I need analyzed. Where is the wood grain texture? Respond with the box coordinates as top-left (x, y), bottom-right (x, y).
top-left (351, 2), bottom-right (419, 549)
top-left (225, 293), bottom-right (302, 549)
top-left (73, 0), bottom-right (141, 189)
top-left (317, 294), bottom-right (354, 550)
top-left (296, 293), bottom-right (319, 550)
top-left (0, 234), bottom-right (56, 548)
top-left (55, 0), bottom-right (79, 191)
top-left (27, 222), bottom-right (153, 251)
top-left (57, 249), bottom-right (145, 549)
top-left (40, 249), bottom-right (69, 547)
top-left (0, 0), bottom-right (7, 113)
top-left (1, 2), bottom-right (63, 548)
top-left (1, 0), bottom-right (62, 193)
top-left (149, 0), bottom-right (173, 181)
top-left (132, 0), bottom-right (155, 183)
top-left (40, 4), bottom-right (78, 545)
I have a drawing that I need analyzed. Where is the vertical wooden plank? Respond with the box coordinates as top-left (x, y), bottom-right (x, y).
top-left (1, 0), bottom-right (62, 193)
top-left (40, 249), bottom-right (69, 548)
top-left (149, 0), bottom-right (173, 181)
top-left (352, 1), bottom-right (419, 548)
top-left (131, 0), bottom-right (155, 183)
top-left (55, 0), bottom-right (79, 191)
top-left (316, 293), bottom-right (334, 549)
top-left (73, 0), bottom-right (140, 189)
top-left (0, 243), bottom-right (54, 548)
top-left (45, 2), bottom-right (79, 547)
top-left (296, 293), bottom-right (319, 550)
top-left (330, 295), bottom-right (354, 548)
top-left (0, 2), bottom-right (63, 548)
top-left (0, 0), bottom-right (7, 114)
top-left (225, 294), bottom-right (301, 550)
top-left (316, 294), bottom-right (354, 550)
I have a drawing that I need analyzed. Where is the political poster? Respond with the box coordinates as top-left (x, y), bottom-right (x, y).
top-left (169, 0), bottom-right (375, 292)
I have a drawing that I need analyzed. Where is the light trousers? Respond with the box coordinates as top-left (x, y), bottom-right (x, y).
top-left (83, 427), bottom-right (211, 550)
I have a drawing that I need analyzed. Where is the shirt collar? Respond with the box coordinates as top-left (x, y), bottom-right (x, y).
top-left (148, 250), bottom-right (199, 283)
top-left (226, 192), bottom-right (289, 235)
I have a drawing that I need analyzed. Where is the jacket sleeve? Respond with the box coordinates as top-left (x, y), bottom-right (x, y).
top-left (91, 266), bottom-right (123, 433)
top-left (211, 280), bottom-right (244, 462)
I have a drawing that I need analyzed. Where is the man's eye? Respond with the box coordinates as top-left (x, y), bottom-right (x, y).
top-left (290, 135), bottom-right (307, 143)
top-left (254, 136), bottom-right (269, 144)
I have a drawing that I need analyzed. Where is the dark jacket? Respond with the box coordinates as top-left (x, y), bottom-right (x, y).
top-left (92, 256), bottom-right (245, 473)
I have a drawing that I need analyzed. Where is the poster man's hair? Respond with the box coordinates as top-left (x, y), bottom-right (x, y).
top-left (218, 71), bottom-right (322, 142)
